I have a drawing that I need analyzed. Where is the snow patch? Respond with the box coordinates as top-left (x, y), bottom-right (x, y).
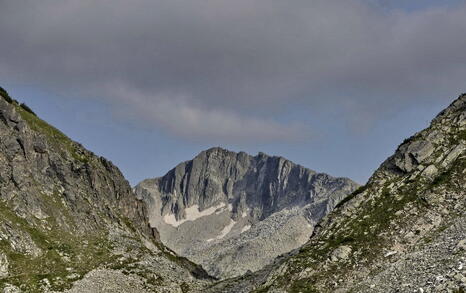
top-left (215, 203), bottom-right (228, 215)
top-left (241, 225), bottom-right (251, 233)
top-left (384, 251), bottom-right (397, 258)
top-left (163, 203), bottom-right (226, 227)
top-left (216, 219), bottom-right (236, 240)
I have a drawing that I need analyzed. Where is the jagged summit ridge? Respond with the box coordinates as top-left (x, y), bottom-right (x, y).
top-left (150, 146), bottom-right (354, 221)
top-left (433, 93), bottom-right (466, 122)
top-left (135, 147), bottom-right (358, 279)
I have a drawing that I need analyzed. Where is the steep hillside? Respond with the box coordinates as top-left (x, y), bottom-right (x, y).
top-left (135, 148), bottom-right (358, 279)
top-left (0, 88), bottom-right (212, 292)
top-left (207, 94), bottom-right (466, 292)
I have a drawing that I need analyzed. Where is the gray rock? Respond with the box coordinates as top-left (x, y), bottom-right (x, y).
top-left (394, 140), bottom-right (435, 172)
top-left (330, 245), bottom-right (352, 261)
top-left (421, 165), bottom-right (438, 179)
top-left (0, 222), bottom-right (42, 257)
top-left (456, 239), bottom-right (466, 252)
top-left (2, 284), bottom-right (21, 293)
top-left (0, 253), bottom-right (9, 277)
top-left (441, 143), bottom-right (465, 168)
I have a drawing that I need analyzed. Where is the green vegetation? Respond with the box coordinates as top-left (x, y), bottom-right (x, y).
top-left (0, 86), bottom-right (14, 104)
top-left (268, 152), bottom-right (464, 291)
top-left (0, 198), bottom-right (119, 292)
top-left (19, 103), bottom-right (36, 116)
top-left (458, 129), bottom-right (466, 141)
top-left (0, 235), bottom-right (114, 292)
top-left (180, 282), bottom-right (190, 293)
top-left (397, 135), bottom-right (415, 149)
top-left (288, 278), bottom-right (319, 293)
top-left (0, 86), bottom-right (90, 163)
top-left (263, 177), bottom-right (428, 291)
top-left (431, 170), bottom-right (451, 187)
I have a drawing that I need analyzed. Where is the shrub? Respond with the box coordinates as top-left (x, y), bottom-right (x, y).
top-left (335, 185), bottom-right (368, 209)
top-left (20, 103), bottom-right (37, 116)
top-left (0, 86), bottom-right (14, 104)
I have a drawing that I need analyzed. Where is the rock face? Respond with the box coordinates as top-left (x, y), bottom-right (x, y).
top-left (135, 148), bottom-right (358, 279)
top-left (208, 94), bottom-right (466, 292)
top-left (0, 89), bottom-right (212, 292)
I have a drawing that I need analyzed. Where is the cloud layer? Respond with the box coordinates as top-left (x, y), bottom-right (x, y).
top-left (1, 0), bottom-right (465, 142)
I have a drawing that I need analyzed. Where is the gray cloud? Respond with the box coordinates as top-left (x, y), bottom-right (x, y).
top-left (0, 0), bottom-right (465, 141)
top-left (106, 85), bottom-right (306, 142)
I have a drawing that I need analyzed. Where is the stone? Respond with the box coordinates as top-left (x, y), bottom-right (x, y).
top-left (0, 253), bottom-right (9, 277)
top-left (395, 140), bottom-right (435, 172)
top-left (456, 239), bottom-right (466, 252)
top-left (2, 284), bottom-right (21, 293)
top-left (33, 140), bottom-right (48, 153)
top-left (330, 245), bottom-right (352, 261)
top-left (421, 165), bottom-right (438, 179)
top-left (441, 144), bottom-right (466, 168)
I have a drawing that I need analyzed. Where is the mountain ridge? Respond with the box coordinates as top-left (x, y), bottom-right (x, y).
top-left (0, 88), bottom-right (213, 292)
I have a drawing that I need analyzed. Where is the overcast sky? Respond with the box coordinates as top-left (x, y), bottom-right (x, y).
top-left (1, 0), bottom-right (465, 185)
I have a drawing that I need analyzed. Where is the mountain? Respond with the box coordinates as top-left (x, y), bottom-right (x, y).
top-left (0, 88), bottom-right (212, 292)
top-left (135, 148), bottom-right (358, 279)
top-left (207, 95), bottom-right (466, 292)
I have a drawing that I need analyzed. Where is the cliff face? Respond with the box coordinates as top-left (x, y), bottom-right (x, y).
top-left (0, 90), bottom-right (211, 292)
top-left (0, 95), bottom-right (153, 238)
top-left (136, 148), bottom-right (358, 279)
top-left (142, 147), bottom-right (356, 220)
top-left (208, 94), bottom-right (466, 292)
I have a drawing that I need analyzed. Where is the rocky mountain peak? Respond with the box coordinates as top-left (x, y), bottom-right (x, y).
top-left (147, 147), bottom-right (356, 222)
top-left (135, 147), bottom-right (358, 279)
top-left (201, 146), bottom-right (239, 157)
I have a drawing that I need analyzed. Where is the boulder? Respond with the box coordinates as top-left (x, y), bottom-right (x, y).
top-left (330, 245), bottom-right (352, 261)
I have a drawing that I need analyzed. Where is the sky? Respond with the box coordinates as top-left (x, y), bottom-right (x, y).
top-left (0, 0), bottom-right (465, 185)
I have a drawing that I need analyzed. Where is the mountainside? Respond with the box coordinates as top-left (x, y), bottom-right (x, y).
top-left (207, 95), bottom-right (466, 292)
top-left (0, 88), bottom-right (212, 292)
top-left (135, 148), bottom-right (358, 279)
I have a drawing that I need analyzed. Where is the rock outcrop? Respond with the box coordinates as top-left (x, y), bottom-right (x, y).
top-left (207, 94), bottom-right (466, 292)
top-left (0, 89), bottom-right (212, 292)
top-left (135, 148), bottom-right (358, 279)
